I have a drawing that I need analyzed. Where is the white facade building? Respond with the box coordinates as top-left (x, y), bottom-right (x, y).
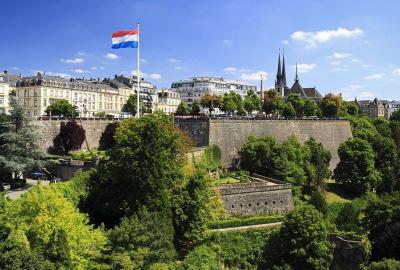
top-left (170, 77), bottom-right (257, 108)
top-left (153, 89), bottom-right (181, 114)
top-left (15, 73), bottom-right (157, 117)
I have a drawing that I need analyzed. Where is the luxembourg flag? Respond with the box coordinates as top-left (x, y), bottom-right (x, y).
top-left (112, 29), bottom-right (138, 49)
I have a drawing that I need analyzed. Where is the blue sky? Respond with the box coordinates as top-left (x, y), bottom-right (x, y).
top-left (1, 0), bottom-right (400, 100)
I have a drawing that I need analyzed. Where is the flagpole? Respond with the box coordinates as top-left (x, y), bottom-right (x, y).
top-left (136, 22), bottom-right (140, 118)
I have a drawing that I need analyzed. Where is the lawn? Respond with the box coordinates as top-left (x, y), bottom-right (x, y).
top-left (323, 180), bottom-right (356, 204)
top-left (212, 177), bottom-right (241, 186)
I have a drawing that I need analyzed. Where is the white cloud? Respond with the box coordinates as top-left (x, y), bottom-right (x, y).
top-left (149, 73), bottom-right (162, 80)
top-left (282, 40), bottom-right (290, 45)
top-left (332, 52), bottom-right (352, 59)
top-left (393, 69), bottom-right (400, 75)
top-left (336, 84), bottom-right (375, 100)
top-left (352, 58), bottom-right (361, 63)
top-left (361, 64), bottom-right (369, 68)
top-left (331, 67), bottom-right (348, 72)
top-left (140, 58), bottom-right (148, 63)
top-left (293, 63), bottom-right (316, 73)
top-left (90, 66), bottom-right (98, 70)
top-left (365, 73), bottom-right (385, 80)
top-left (290, 27), bottom-right (363, 48)
top-left (73, 69), bottom-right (87, 74)
top-left (46, 72), bottom-right (71, 78)
top-left (61, 57), bottom-right (84, 64)
top-left (106, 53), bottom-right (119, 60)
top-left (330, 61), bottom-right (341, 66)
top-left (168, 58), bottom-right (181, 63)
top-left (241, 71), bottom-right (268, 81)
top-left (131, 70), bottom-right (147, 78)
top-left (223, 40), bottom-right (232, 44)
top-left (175, 66), bottom-right (183, 70)
top-left (12, 66), bottom-right (20, 70)
top-left (224, 67), bottom-right (237, 74)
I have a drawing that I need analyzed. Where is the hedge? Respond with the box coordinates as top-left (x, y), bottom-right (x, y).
top-left (208, 215), bottom-right (283, 229)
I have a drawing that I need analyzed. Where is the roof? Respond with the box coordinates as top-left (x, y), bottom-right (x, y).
top-left (286, 80), bottom-right (306, 96)
top-left (303, 87), bottom-right (322, 98)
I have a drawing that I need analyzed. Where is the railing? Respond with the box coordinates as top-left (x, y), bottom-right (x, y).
top-left (174, 115), bottom-right (346, 121)
top-left (34, 116), bottom-right (126, 121)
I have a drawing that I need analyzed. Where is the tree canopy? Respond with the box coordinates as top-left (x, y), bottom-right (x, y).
top-left (320, 93), bottom-right (342, 118)
top-left (45, 99), bottom-right (78, 117)
top-left (200, 93), bottom-right (221, 116)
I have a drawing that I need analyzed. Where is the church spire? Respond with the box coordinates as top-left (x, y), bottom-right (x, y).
top-left (282, 49), bottom-right (287, 86)
top-left (276, 50), bottom-right (282, 86)
top-left (294, 62), bottom-right (299, 82)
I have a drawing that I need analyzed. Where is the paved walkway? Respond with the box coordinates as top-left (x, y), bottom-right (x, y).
top-left (6, 179), bottom-right (49, 200)
top-left (209, 221), bottom-right (282, 232)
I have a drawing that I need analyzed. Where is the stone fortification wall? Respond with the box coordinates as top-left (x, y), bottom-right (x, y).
top-left (32, 119), bottom-right (120, 152)
top-left (176, 119), bottom-right (352, 169)
top-left (218, 175), bottom-right (294, 217)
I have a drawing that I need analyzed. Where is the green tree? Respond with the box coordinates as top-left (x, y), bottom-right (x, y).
top-left (334, 138), bottom-right (381, 195)
top-left (363, 192), bottom-right (400, 261)
top-left (190, 101), bottom-right (201, 116)
top-left (221, 91), bottom-right (242, 115)
top-left (172, 169), bottom-right (213, 247)
top-left (243, 89), bottom-right (261, 115)
top-left (239, 135), bottom-right (279, 176)
top-left (287, 94), bottom-right (305, 117)
top-left (45, 99), bottom-right (78, 117)
top-left (365, 259), bottom-right (400, 270)
top-left (303, 98), bottom-right (320, 117)
top-left (263, 89), bottom-right (285, 115)
top-left (304, 137), bottom-right (332, 188)
top-left (320, 93), bottom-right (342, 117)
top-left (282, 102), bottom-right (296, 117)
top-left (107, 208), bottom-right (176, 268)
top-left (123, 94), bottom-right (140, 115)
top-left (4, 186), bottom-right (106, 268)
top-left (261, 206), bottom-right (334, 270)
top-left (200, 93), bottom-right (222, 116)
top-left (390, 110), bottom-right (400, 121)
top-left (335, 203), bottom-right (362, 233)
top-left (83, 113), bottom-right (189, 226)
top-left (345, 101), bottom-right (360, 116)
top-left (308, 190), bottom-right (328, 216)
top-left (0, 101), bottom-right (46, 181)
top-left (175, 102), bottom-right (189, 116)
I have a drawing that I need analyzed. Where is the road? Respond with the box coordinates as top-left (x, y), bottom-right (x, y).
top-left (209, 222), bottom-right (282, 232)
top-left (6, 179), bottom-right (49, 200)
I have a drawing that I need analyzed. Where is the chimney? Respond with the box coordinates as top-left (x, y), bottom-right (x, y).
top-left (3, 70), bottom-right (7, 74)
top-left (115, 74), bottom-right (117, 79)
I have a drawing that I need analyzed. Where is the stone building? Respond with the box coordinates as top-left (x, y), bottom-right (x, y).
top-left (357, 98), bottom-right (400, 119)
top-left (217, 174), bottom-right (294, 216)
top-left (274, 52), bottom-right (323, 100)
top-left (15, 73), bottom-right (157, 117)
top-left (0, 71), bottom-right (19, 113)
top-left (152, 88), bottom-right (181, 114)
top-left (171, 76), bottom-right (256, 109)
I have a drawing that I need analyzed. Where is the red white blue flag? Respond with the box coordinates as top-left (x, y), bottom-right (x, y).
top-left (112, 29), bottom-right (138, 49)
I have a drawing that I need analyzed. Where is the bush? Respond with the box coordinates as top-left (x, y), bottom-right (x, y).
top-left (53, 120), bottom-right (86, 154)
top-left (365, 259), bottom-right (400, 270)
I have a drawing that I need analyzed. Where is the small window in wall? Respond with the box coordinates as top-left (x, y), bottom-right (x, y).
top-left (257, 203), bottom-right (259, 206)
top-left (265, 202), bottom-right (268, 205)
top-left (273, 201), bottom-right (276, 204)
top-left (240, 204), bottom-right (243, 208)
top-left (280, 200), bottom-right (283, 204)
top-left (248, 203), bottom-right (251, 207)
top-left (231, 205), bottom-right (234, 208)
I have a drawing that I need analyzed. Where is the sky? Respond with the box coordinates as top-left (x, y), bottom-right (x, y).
top-left (1, 0), bottom-right (400, 100)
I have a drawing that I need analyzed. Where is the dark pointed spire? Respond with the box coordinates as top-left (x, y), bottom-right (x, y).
top-left (294, 62), bottom-right (299, 82)
top-left (282, 49), bottom-right (287, 86)
top-left (276, 49), bottom-right (282, 86)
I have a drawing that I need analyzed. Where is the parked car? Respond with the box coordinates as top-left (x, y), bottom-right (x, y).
top-left (0, 183), bottom-right (11, 191)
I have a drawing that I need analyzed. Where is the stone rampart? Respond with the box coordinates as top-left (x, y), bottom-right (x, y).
top-left (175, 118), bottom-right (353, 169)
top-left (217, 176), bottom-right (294, 217)
top-left (32, 119), bottom-right (120, 152)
